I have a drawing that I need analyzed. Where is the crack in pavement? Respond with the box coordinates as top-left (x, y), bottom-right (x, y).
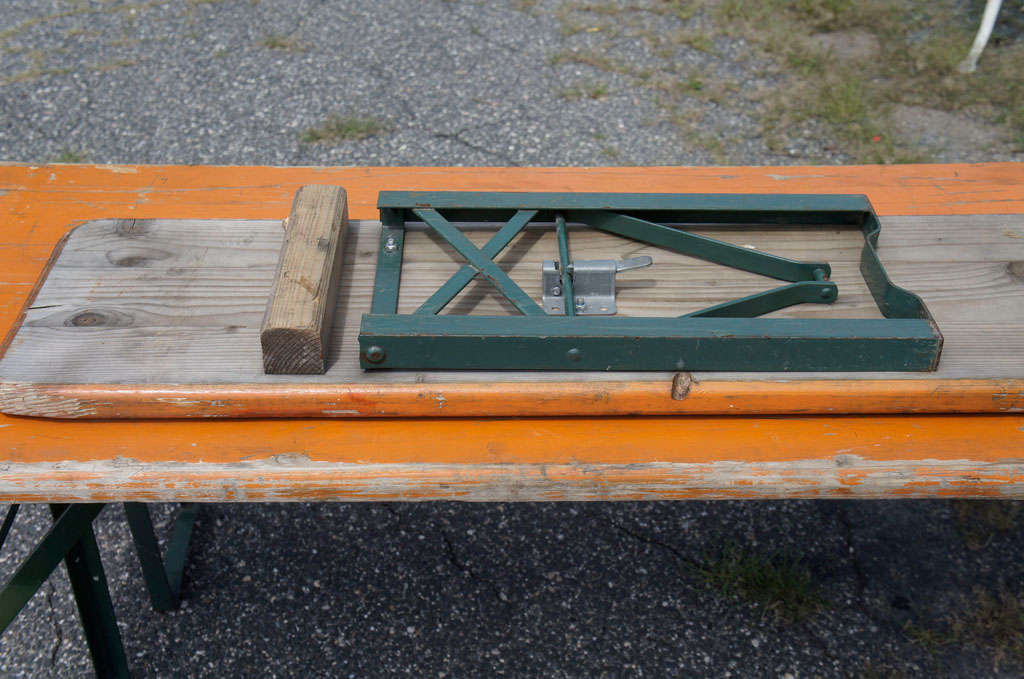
top-left (604, 516), bottom-right (702, 571)
top-left (836, 504), bottom-right (869, 602)
top-left (42, 580), bottom-right (64, 668)
top-left (433, 129), bottom-right (521, 166)
top-left (383, 504), bottom-right (510, 603)
top-left (439, 530), bottom-right (509, 603)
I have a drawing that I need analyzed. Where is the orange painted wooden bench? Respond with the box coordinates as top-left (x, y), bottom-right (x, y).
top-left (0, 163), bottom-right (1022, 503)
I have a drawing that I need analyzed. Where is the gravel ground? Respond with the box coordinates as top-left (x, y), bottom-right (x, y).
top-left (4, 501), bottom-right (1024, 678)
top-left (1, 1), bottom-right (1023, 677)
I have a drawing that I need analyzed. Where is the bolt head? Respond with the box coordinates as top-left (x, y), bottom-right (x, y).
top-left (365, 346), bottom-right (386, 363)
top-left (566, 348), bottom-right (582, 362)
top-left (551, 286), bottom-right (562, 296)
top-left (384, 236), bottom-right (398, 253)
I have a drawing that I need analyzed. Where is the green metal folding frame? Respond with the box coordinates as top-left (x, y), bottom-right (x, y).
top-left (0, 503), bottom-right (198, 678)
top-left (359, 192), bottom-right (943, 372)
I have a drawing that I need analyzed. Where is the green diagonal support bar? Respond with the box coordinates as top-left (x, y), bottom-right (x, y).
top-left (413, 208), bottom-right (545, 316)
top-left (0, 503), bottom-right (104, 634)
top-left (683, 280), bottom-right (838, 318)
top-left (567, 210), bottom-right (829, 282)
top-left (0, 504), bottom-right (18, 552)
top-left (124, 502), bottom-right (198, 612)
top-left (415, 209), bottom-right (537, 315)
top-left (50, 505), bottom-right (129, 679)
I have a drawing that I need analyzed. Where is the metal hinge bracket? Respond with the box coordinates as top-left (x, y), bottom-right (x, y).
top-left (542, 256), bottom-right (652, 315)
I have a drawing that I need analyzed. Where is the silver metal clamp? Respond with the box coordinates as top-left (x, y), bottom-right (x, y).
top-left (542, 256), bottom-right (652, 315)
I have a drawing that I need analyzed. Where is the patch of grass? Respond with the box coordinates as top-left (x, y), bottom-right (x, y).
top-left (2, 66), bottom-right (72, 85)
top-left (696, 544), bottom-right (824, 622)
top-left (1, 49), bottom-right (72, 85)
top-left (0, 8), bottom-right (93, 45)
top-left (817, 76), bottom-right (869, 124)
top-left (711, 0), bottom-right (1024, 161)
top-left (52, 148), bottom-right (87, 163)
top-left (568, 2), bottom-right (623, 17)
top-left (108, 37), bottom-right (141, 48)
top-left (93, 58), bottom-right (136, 73)
top-left (300, 115), bottom-right (390, 143)
top-left (549, 48), bottom-right (653, 80)
top-left (691, 132), bottom-right (729, 163)
top-left (550, 0), bottom-right (1019, 162)
top-left (258, 34), bottom-right (304, 51)
top-left (559, 81), bottom-right (609, 100)
top-left (64, 28), bottom-right (102, 40)
top-left (548, 48), bottom-right (618, 72)
top-left (570, 0), bottom-right (693, 21)
top-left (651, 0), bottom-right (695, 21)
top-left (951, 588), bottom-right (1024, 665)
top-left (904, 621), bottom-right (953, 655)
top-left (908, 586), bottom-right (1024, 671)
top-left (951, 500), bottom-right (1021, 551)
top-left (674, 30), bottom-right (714, 54)
top-left (857, 661), bottom-right (910, 679)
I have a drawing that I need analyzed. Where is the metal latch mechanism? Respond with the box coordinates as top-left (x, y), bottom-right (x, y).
top-left (542, 256), bottom-right (652, 315)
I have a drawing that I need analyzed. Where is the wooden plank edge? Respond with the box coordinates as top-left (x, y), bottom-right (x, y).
top-left (1, 378), bottom-right (1021, 419)
top-left (2, 457), bottom-right (1024, 502)
top-left (0, 229), bottom-right (71, 361)
top-left (4, 163), bottom-right (1023, 218)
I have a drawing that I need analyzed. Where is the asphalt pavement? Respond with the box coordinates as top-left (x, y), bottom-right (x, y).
top-left (1, 1), bottom-right (1023, 677)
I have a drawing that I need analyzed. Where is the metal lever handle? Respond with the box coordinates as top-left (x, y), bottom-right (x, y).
top-left (615, 256), bottom-right (653, 273)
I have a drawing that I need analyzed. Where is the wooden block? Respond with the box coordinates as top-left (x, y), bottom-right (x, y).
top-left (261, 185), bottom-right (348, 374)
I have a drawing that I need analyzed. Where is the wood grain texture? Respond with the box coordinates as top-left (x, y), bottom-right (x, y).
top-left (0, 379), bottom-right (1020, 419)
top-left (261, 185), bottom-right (348, 373)
top-left (0, 212), bottom-right (1023, 417)
top-left (3, 458), bottom-right (1024, 502)
top-left (1, 414), bottom-right (1023, 500)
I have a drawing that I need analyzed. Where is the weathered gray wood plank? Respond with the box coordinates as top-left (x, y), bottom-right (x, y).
top-left (0, 213), bottom-right (1021, 385)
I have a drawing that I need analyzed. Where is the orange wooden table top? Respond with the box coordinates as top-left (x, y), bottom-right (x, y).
top-left (0, 163), bottom-right (1022, 502)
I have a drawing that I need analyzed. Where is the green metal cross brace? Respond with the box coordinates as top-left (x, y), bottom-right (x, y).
top-left (415, 209), bottom-right (537, 315)
top-left (0, 504), bottom-right (130, 679)
top-left (413, 208), bottom-right (546, 316)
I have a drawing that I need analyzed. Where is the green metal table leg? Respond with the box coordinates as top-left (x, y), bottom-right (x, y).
top-left (49, 505), bottom-right (130, 679)
top-left (0, 504), bottom-right (18, 552)
top-left (0, 503), bottom-right (104, 634)
top-left (124, 503), bottom-right (198, 612)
